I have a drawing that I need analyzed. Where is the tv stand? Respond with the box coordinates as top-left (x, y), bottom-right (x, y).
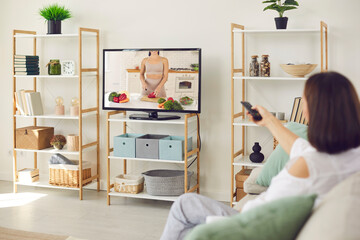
top-left (129, 111), bottom-right (181, 120)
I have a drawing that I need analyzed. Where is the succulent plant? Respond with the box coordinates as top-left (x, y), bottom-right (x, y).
top-left (50, 135), bottom-right (67, 150)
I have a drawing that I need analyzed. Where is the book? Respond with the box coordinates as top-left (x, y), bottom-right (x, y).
top-left (28, 92), bottom-right (44, 115)
top-left (14, 55), bottom-right (39, 59)
top-left (14, 67), bottom-right (40, 72)
top-left (20, 89), bottom-right (34, 115)
top-left (290, 97), bottom-right (301, 122)
top-left (14, 92), bottom-right (25, 115)
top-left (25, 93), bottom-right (33, 115)
top-left (14, 71), bottom-right (39, 75)
top-left (295, 98), bottom-right (304, 123)
top-left (14, 64), bottom-right (39, 68)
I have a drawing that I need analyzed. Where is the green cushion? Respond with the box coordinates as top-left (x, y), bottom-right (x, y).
top-left (185, 194), bottom-right (317, 240)
top-left (256, 122), bottom-right (308, 187)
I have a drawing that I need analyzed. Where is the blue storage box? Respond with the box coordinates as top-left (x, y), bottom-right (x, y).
top-left (136, 134), bottom-right (169, 159)
top-left (114, 133), bottom-right (144, 158)
top-left (159, 136), bottom-right (193, 161)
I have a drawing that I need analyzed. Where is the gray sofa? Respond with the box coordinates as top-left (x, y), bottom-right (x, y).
top-left (233, 168), bottom-right (360, 239)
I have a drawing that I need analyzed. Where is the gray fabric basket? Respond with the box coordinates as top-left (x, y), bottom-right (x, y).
top-left (142, 169), bottom-right (194, 196)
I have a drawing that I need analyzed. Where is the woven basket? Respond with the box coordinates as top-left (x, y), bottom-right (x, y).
top-left (142, 169), bottom-right (193, 196)
top-left (114, 174), bottom-right (144, 194)
top-left (49, 161), bottom-right (92, 188)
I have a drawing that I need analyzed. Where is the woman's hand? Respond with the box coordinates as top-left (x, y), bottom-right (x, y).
top-left (154, 86), bottom-right (161, 97)
top-left (246, 105), bottom-right (276, 127)
top-left (142, 82), bottom-right (148, 91)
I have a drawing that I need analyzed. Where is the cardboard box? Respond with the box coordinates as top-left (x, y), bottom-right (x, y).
top-left (16, 126), bottom-right (54, 150)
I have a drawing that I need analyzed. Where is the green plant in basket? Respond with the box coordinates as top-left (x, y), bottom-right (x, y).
top-left (39, 4), bottom-right (72, 21)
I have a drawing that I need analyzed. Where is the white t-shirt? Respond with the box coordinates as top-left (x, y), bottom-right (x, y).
top-left (242, 138), bottom-right (360, 212)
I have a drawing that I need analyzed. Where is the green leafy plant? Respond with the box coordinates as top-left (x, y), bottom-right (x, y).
top-left (262, 0), bottom-right (299, 17)
top-left (39, 4), bottom-right (72, 21)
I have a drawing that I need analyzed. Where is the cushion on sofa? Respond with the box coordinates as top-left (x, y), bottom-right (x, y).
top-left (296, 172), bottom-right (360, 240)
top-left (233, 194), bottom-right (258, 211)
top-left (256, 122), bottom-right (308, 187)
top-left (185, 194), bottom-right (316, 240)
top-left (244, 167), bottom-right (267, 194)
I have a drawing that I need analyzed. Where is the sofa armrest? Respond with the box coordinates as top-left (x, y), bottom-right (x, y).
top-left (244, 167), bottom-right (268, 195)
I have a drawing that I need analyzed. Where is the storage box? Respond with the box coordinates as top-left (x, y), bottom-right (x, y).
top-left (136, 134), bottom-right (169, 159)
top-left (114, 133), bottom-right (144, 158)
top-left (114, 174), bottom-right (144, 194)
top-left (18, 168), bottom-right (39, 183)
top-left (235, 169), bottom-right (252, 201)
top-left (16, 126), bottom-right (54, 150)
top-left (159, 136), bottom-right (193, 161)
top-left (142, 169), bottom-right (193, 196)
top-left (49, 160), bottom-right (92, 188)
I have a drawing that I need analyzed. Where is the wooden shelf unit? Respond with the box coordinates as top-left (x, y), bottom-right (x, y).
top-left (230, 22), bottom-right (328, 205)
top-left (106, 111), bottom-right (200, 205)
top-left (12, 28), bottom-right (100, 200)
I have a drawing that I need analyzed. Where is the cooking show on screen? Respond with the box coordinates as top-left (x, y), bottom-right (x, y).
top-left (103, 49), bottom-right (200, 112)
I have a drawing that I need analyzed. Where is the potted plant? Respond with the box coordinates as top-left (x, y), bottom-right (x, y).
top-left (39, 4), bottom-right (72, 34)
top-left (262, 0), bottom-right (299, 29)
top-left (50, 135), bottom-right (67, 150)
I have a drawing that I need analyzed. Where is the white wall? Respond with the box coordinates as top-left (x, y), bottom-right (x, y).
top-left (1, 0), bottom-right (359, 201)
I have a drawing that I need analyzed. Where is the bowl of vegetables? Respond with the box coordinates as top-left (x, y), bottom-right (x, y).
top-left (180, 96), bottom-right (194, 105)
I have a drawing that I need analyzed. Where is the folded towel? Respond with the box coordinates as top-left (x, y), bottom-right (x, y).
top-left (49, 153), bottom-right (75, 165)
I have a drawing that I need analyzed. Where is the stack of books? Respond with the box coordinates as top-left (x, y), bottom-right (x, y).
top-left (14, 89), bottom-right (44, 116)
top-left (290, 97), bottom-right (308, 124)
top-left (14, 55), bottom-right (39, 75)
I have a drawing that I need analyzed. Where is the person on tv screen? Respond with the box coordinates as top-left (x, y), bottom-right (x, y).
top-left (140, 50), bottom-right (169, 98)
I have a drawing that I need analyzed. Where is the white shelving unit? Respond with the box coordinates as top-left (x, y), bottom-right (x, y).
top-left (12, 28), bottom-right (100, 200)
top-left (230, 22), bottom-right (328, 205)
top-left (106, 111), bottom-right (200, 205)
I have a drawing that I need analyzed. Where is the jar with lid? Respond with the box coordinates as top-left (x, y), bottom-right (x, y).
top-left (249, 55), bottom-right (259, 77)
top-left (47, 59), bottom-right (61, 75)
top-left (260, 55), bottom-right (270, 77)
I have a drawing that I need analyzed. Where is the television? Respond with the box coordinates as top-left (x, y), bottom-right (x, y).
top-left (102, 48), bottom-right (201, 120)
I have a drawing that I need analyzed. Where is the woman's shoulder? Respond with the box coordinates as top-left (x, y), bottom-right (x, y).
top-left (160, 57), bottom-right (169, 63)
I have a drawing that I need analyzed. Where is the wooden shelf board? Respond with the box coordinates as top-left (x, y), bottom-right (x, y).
top-left (15, 177), bottom-right (97, 190)
top-left (14, 73), bottom-right (97, 78)
top-left (109, 188), bottom-right (178, 202)
top-left (233, 119), bottom-right (287, 127)
top-left (108, 115), bottom-right (197, 125)
top-left (233, 29), bottom-right (319, 33)
top-left (14, 112), bottom-right (96, 119)
top-left (233, 76), bottom-right (307, 81)
top-left (14, 146), bottom-right (97, 155)
top-left (233, 155), bottom-right (265, 167)
top-left (108, 154), bottom-right (197, 164)
top-left (14, 32), bottom-right (96, 38)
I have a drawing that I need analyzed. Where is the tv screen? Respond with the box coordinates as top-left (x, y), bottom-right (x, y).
top-left (102, 48), bottom-right (201, 114)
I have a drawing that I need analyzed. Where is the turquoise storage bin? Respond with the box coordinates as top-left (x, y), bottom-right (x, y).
top-left (159, 136), bottom-right (193, 161)
top-left (114, 133), bottom-right (144, 158)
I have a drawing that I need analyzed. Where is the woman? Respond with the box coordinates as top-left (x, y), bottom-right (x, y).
top-left (160, 72), bottom-right (360, 240)
top-left (140, 50), bottom-right (169, 97)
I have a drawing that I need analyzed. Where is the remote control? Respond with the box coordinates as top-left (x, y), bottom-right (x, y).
top-left (241, 101), bottom-right (263, 121)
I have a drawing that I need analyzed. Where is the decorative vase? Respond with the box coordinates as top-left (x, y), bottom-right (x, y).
top-left (48, 59), bottom-right (61, 75)
top-left (249, 142), bottom-right (264, 163)
top-left (249, 55), bottom-right (259, 77)
top-left (274, 17), bottom-right (288, 30)
top-left (260, 55), bottom-right (270, 77)
top-left (55, 105), bottom-right (65, 115)
top-left (47, 20), bottom-right (62, 34)
top-left (67, 134), bottom-right (79, 151)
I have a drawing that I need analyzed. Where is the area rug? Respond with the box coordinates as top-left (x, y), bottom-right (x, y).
top-left (0, 226), bottom-right (83, 240)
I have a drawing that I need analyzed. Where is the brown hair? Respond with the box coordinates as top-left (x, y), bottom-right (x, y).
top-left (304, 72), bottom-right (360, 154)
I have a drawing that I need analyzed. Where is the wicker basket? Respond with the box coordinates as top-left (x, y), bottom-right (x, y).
top-left (114, 174), bottom-right (144, 194)
top-left (49, 160), bottom-right (92, 188)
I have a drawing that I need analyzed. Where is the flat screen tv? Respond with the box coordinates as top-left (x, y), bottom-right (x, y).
top-left (103, 48), bottom-right (201, 120)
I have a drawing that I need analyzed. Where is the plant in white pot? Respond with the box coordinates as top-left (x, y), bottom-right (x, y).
top-left (39, 4), bottom-right (72, 34)
top-left (262, 0), bottom-right (299, 29)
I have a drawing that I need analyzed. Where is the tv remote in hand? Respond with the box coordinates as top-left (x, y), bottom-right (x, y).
top-left (241, 101), bottom-right (263, 121)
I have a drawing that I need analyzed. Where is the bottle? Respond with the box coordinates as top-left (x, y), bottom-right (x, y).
top-left (249, 55), bottom-right (259, 77)
top-left (249, 142), bottom-right (264, 163)
top-left (260, 55), bottom-right (270, 77)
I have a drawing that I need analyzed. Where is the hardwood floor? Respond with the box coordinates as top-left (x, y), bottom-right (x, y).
top-left (0, 181), bottom-right (172, 240)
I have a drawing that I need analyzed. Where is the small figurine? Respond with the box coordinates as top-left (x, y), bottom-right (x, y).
top-left (249, 142), bottom-right (264, 163)
top-left (55, 96), bottom-right (64, 115)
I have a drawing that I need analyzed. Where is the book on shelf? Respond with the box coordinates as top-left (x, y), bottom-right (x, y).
top-left (27, 92), bottom-right (44, 115)
top-left (14, 67), bottom-right (40, 72)
top-left (14, 55), bottom-right (39, 60)
top-left (290, 97), bottom-right (301, 122)
top-left (14, 71), bottom-right (40, 75)
top-left (295, 99), bottom-right (304, 123)
top-left (19, 89), bottom-right (34, 115)
top-left (14, 92), bottom-right (25, 115)
top-left (16, 90), bottom-right (43, 116)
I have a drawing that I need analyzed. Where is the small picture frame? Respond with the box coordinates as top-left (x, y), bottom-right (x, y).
top-left (61, 60), bottom-right (75, 76)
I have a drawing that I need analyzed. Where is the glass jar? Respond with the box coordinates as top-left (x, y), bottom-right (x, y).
top-left (249, 55), bottom-right (259, 77)
top-left (47, 59), bottom-right (61, 75)
top-left (260, 55), bottom-right (270, 77)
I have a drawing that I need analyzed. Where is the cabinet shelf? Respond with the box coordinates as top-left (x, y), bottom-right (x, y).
top-left (14, 146), bottom-right (97, 155)
top-left (14, 73), bottom-right (97, 78)
top-left (108, 188), bottom-right (178, 202)
top-left (233, 29), bottom-right (320, 33)
top-left (233, 156), bottom-right (265, 167)
top-left (108, 153), bottom-right (197, 164)
top-left (233, 76), bottom-right (307, 81)
top-left (14, 112), bottom-right (96, 120)
top-left (233, 119), bottom-right (287, 127)
top-left (15, 176), bottom-right (97, 190)
top-left (108, 115), bottom-right (197, 125)
top-left (14, 32), bottom-right (97, 38)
